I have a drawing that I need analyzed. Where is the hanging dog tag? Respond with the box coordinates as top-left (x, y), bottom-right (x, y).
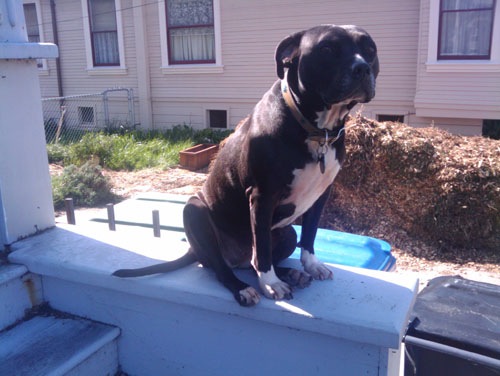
top-left (318, 153), bottom-right (325, 174)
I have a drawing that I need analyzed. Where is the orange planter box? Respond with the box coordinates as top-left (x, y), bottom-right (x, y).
top-left (179, 144), bottom-right (219, 171)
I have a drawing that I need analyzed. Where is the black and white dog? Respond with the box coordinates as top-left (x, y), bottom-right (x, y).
top-left (113, 25), bottom-right (379, 307)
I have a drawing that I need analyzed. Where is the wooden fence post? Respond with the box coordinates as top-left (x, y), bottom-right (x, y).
top-left (65, 198), bottom-right (75, 225)
top-left (152, 210), bottom-right (160, 237)
top-left (106, 203), bottom-right (116, 231)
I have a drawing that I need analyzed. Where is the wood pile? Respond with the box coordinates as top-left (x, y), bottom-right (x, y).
top-left (324, 115), bottom-right (500, 253)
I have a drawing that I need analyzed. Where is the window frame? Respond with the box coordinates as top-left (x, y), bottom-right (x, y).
top-left (377, 114), bottom-right (405, 124)
top-left (207, 109), bottom-right (228, 128)
top-left (78, 106), bottom-right (96, 126)
top-left (437, 0), bottom-right (496, 61)
top-left (81, 0), bottom-right (127, 74)
top-left (22, 0), bottom-right (48, 71)
top-left (426, 0), bottom-right (500, 72)
top-left (88, 0), bottom-right (120, 67)
top-left (158, 0), bottom-right (223, 74)
top-left (165, 0), bottom-right (216, 65)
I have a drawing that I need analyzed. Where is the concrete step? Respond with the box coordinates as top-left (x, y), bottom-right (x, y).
top-left (0, 315), bottom-right (120, 376)
top-left (0, 263), bottom-right (43, 331)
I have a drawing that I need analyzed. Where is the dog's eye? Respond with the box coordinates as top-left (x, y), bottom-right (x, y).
top-left (321, 46), bottom-right (333, 54)
top-left (364, 46), bottom-right (376, 61)
top-left (360, 38), bottom-right (377, 61)
top-left (320, 45), bottom-right (340, 58)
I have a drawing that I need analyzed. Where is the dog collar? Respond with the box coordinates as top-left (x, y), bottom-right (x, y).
top-left (280, 78), bottom-right (344, 146)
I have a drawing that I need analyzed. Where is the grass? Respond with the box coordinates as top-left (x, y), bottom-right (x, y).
top-left (48, 125), bottom-right (233, 209)
top-left (47, 125), bottom-right (232, 171)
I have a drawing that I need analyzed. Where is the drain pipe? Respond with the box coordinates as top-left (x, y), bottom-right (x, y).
top-left (50, 0), bottom-right (63, 99)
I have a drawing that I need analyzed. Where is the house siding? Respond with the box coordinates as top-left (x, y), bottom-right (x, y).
top-left (147, 0), bottom-right (422, 130)
top-left (34, 0), bottom-right (59, 98)
top-left (45, 1), bottom-right (139, 95)
top-left (414, 0), bottom-right (500, 134)
top-left (34, 0), bottom-right (498, 135)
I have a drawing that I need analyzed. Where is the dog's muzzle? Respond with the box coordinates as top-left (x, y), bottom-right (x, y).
top-left (323, 62), bottom-right (375, 106)
top-left (350, 57), bottom-right (376, 102)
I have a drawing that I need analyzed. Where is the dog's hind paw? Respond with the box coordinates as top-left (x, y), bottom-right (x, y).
top-left (278, 268), bottom-right (312, 289)
top-left (237, 287), bottom-right (260, 306)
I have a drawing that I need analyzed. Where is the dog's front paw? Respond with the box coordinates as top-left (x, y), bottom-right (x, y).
top-left (237, 286), bottom-right (260, 307)
top-left (262, 280), bottom-right (293, 300)
top-left (258, 267), bottom-right (293, 301)
top-left (301, 250), bottom-right (333, 280)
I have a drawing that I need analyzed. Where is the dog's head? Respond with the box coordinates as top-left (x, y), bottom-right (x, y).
top-left (276, 25), bottom-right (379, 112)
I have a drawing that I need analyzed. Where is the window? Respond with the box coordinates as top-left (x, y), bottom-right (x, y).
top-left (88, 0), bottom-right (120, 66)
top-left (482, 119), bottom-right (500, 139)
top-left (438, 0), bottom-right (496, 60)
top-left (81, 0), bottom-right (125, 73)
top-left (23, 3), bottom-right (43, 68)
top-left (208, 110), bottom-right (227, 128)
top-left (158, 0), bottom-right (222, 73)
top-left (377, 114), bottom-right (405, 123)
top-left (23, 4), bottom-right (40, 43)
top-left (79, 107), bottom-right (95, 125)
top-left (165, 0), bottom-right (215, 64)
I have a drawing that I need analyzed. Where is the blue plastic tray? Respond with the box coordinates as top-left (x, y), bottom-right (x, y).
top-left (291, 225), bottom-right (396, 271)
top-left (94, 195), bottom-right (396, 272)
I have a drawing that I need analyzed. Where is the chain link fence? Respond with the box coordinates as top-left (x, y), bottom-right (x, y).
top-left (42, 88), bottom-right (136, 144)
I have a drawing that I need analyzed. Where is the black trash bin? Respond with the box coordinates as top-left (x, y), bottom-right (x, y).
top-left (404, 276), bottom-right (500, 376)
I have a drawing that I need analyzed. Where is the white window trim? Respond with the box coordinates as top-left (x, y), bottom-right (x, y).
top-left (23, 0), bottom-right (48, 73)
top-left (426, 0), bottom-right (500, 72)
top-left (81, 0), bottom-right (127, 74)
top-left (158, 0), bottom-right (223, 74)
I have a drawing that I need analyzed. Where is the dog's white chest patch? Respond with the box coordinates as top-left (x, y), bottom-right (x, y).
top-left (273, 143), bottom-right (340, 229)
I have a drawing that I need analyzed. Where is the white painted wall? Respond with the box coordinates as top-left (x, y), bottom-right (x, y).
top-left (10, 222), bottom-right (419, 376)
top-left (0, 0), bottom-right (57, 247)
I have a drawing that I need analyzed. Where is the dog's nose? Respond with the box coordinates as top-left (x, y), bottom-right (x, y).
top-left (352, 61), bottom-right (371, 80)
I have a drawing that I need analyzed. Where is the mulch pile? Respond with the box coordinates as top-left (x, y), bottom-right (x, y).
top-left (323, 115), bottom-right (500, 253)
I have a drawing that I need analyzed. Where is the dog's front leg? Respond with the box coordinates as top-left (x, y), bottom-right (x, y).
top-left (248, 187), bottom-right (293, 300)
top-left (299, 186), bottom-right (334, 280)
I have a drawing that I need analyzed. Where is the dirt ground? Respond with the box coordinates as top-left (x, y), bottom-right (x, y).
top-left (91, 166), bottom-right (499, 290)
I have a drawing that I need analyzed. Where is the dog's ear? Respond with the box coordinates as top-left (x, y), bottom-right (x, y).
top-left (371, 55), bottom-right (380, 79)
top-left (275, 31), bottom-right (304, 79)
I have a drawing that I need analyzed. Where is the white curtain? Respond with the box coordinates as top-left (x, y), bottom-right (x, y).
top-left (169, 27), bottom-right (215, 62)
top-left (166, 0), bottom-right (215, 63)
top-left (440, 0), bottom-right (494, 58)
top-left (89, 0), bottom-right (119, 65)
top-left (93, 32), bottom-right (119, 65)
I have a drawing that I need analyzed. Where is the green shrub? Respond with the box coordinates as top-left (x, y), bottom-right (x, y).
top-left (52, 162), bottom-right (115, 210)
top-left (47, 143), bottom-right (70, 164)
top-left (67, 132), bottom-right (117, 166)
top-left (193, 127), bottom-right (233, 144)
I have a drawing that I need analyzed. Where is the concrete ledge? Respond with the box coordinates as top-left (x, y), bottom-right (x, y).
top-left (0, 42), bottom-right (58, 59)
top-left (10, 223), bottom-right (418, 351)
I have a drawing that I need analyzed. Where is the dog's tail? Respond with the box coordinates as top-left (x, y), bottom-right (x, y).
top-left (112, 252), bottom-right (198, 278)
